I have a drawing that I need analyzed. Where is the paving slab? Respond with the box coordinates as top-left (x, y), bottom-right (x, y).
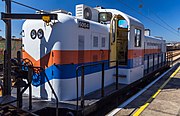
top-left (144, 99), bottom-right (179, 115)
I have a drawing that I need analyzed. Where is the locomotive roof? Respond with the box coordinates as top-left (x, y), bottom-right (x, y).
top-left (145, 35), bottom-right (165, 42)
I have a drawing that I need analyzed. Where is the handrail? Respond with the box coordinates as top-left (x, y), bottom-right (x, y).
top-left (32, 67), bottom-right (59, 116)
top-left (75, 60), bottom-right (119, 111)
top-left (144, 52), bottom-right (172, 75)
top-left (16, 65), bottom-right (59, 116)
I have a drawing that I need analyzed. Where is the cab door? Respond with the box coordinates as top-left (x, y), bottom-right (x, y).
top-left (109, 16), bottom-right (117, 66)
top-left (110, 15), bottom-right (128, 66)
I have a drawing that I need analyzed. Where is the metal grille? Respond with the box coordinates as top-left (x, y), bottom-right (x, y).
top-left (101, 37), bottom-right (105, 47)
top-left (78, 35), bottom-right (85, 63)
top-left (93, 36), bottom-right (98, 47)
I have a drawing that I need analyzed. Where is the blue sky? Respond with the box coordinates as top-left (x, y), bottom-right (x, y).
top-left (0, 0), bottom-right (180, 42)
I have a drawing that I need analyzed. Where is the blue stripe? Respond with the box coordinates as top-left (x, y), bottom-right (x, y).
top-left (32, 59), bottom-right (137, 86)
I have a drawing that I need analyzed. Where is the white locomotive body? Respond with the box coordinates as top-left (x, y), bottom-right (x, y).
top-left (22, 4), bottom-right (166, 100)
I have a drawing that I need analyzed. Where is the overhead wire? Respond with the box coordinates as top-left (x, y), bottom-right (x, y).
top-left (116, 0), bottom-right (180, 37)
top-left (137, 0), bottom-right (178, 33)
top-left (152, 12), bottom-right (178, 33)
top-left (11, 0), bottom-right (180, 37)
top-left (11, 0), bottom-right (49, 14)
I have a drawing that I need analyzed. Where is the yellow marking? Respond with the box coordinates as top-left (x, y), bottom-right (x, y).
top-left (42, 16), bottom-right (51, 23)
top-left (152, 89), bottom-right (160, 98)
top-left (0, 89), bottom-right (2, 96)
top-left (133, 103), bottom-right (149, 116)
top-left (170, 67), bottom-right (180, 77)
top-left (133, 66), bottom-right (180, 116)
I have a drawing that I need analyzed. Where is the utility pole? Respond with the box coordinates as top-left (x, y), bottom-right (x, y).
top-left (3, 0), bottom-right (12, 95)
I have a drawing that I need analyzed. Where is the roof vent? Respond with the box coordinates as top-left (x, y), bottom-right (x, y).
top-left (144, 29), bottom-right (151, 36)
top-left (51, 10), bottom-right (71, 14)
top-left (76, 4), bottom-right (99, 22)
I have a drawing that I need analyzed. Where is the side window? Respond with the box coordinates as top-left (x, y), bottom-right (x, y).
top-left (135, 29), bottom-right (141, 47)
top-left (101, 37), bottom-right (106, 47)
top-left (93, 36), bottom-right (98, 47)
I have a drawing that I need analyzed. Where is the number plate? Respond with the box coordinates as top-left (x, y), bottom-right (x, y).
top-left (78, 21), bottom-right (90, 29)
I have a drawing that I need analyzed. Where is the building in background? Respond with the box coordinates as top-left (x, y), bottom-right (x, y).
top-left (0, 37), bottom-right (22, 64)
top-left (166, 42), bottom-right (180, 51)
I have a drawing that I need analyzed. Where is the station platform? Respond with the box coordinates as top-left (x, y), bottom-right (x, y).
top-left (110, 63), bottom-right (180, 116)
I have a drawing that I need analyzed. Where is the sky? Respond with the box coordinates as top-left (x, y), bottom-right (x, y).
top-left (0, 0), bottom-right (180, 42)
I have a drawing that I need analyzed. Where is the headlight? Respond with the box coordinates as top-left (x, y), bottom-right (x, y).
top-left (37, 29), bottom-right (44, 39)
top-left (30, 29), bottom-right (36, 39)
top-left (20, 30), bottom-right (25, 37)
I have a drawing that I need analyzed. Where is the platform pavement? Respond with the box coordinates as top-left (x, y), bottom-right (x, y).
top-left (114, 64), bottom-right (180, 116)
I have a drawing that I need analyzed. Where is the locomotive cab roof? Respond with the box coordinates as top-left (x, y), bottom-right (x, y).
top-left (97, 8), bottom-right (144, 28)
top-left (74, 4), bottom-right (144, 29)
top-left (34, 4), bottom-right (144, 30)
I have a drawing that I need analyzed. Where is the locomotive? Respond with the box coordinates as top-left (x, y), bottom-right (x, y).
top-left (22, 4), bottom-right (166, 101)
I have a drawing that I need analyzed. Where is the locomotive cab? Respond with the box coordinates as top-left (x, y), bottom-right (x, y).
top-left (97, 8), bottom-right (144, 84)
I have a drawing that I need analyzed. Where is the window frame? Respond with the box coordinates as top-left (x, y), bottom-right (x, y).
top-left (98, 12), bottom-right (112, 23)
top-left (134, 28), bottom-right (142, 47)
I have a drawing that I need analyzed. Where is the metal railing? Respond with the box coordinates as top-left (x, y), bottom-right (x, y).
top-left (75, 60), bottom-right (119, 111)
top-left (11, 58), bottom-right (59, 116)
top-left (166, 52), bottom-right (173, 65)
top-left (144, 52), bottom-right (173, 75)
top-left (31, 66), bottom-right (59, 116)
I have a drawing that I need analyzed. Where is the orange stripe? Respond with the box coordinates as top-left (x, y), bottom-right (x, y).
top-left (22, 50), bottom-right (109, 68)
top-left (128, 49), bottom-right (161, 59)
top-left (23, 49), bottom-right (161, 67)
top-left (128, 49), bottom-right (144, 59)
top-left (144, 49), bottom-right (161, 54)
top-left (60, 50), bottom-right (109, 64)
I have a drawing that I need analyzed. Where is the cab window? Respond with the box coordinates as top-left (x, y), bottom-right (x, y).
top-left (135, 29), bottom-right (141, 47)
top-left (98, 12), bottom-right (112, 23)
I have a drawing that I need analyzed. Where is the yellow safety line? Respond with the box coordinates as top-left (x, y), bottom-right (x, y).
top-left (133, 66), bottom-right (180, 116)
top-left (152, 89), bottom-right (160, 98)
